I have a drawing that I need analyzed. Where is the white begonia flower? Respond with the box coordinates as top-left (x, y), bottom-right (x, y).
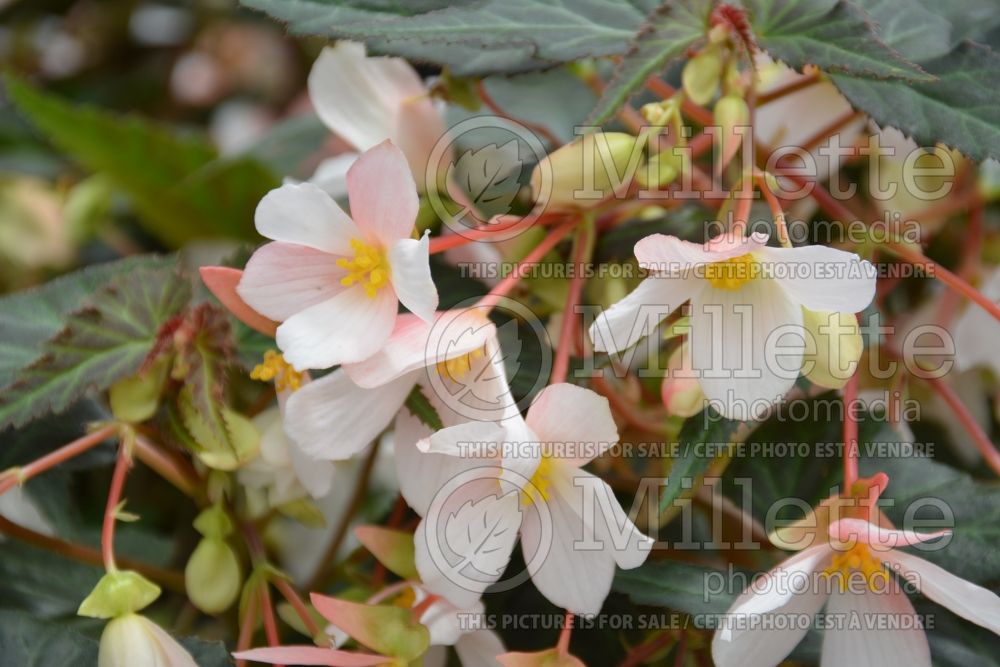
top-left (713, 517), bottom-right (1000, 667)
top-left (414, 383), bottom-right (652, 615)
top-left (237, 140), bottom-right (438, 370)
top-left (283, 308), bottom-right (509, 462)
top-left (98, 613), bottom-right (198, 667)
top-left (308, 41), bottom-right (449, 189)
top-left (590, 231), bottom-right (876, 420)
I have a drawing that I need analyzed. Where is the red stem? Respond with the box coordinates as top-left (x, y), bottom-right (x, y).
top-left (259, 584), bottom-right (284, 667)
top-left (843, 371), bottom-right (859, 489)
top-left (0, 424), bottom-right (116, 495)
top-left (101, 443), bottom-right (132, 571)
top-left (556, 612), bottom-right (574, 655)
top-left (273, 577), bottom-right (321, 638)
top-left (618, 631), bottom-right (675, 667)
top-left (477, 219), bottom-right (579, 311)
top-left (551, 225), bottom-right (591, 384)
top-left (235, 588), bottom-right (260, 667)
top-left (924, 375), bottom-right (1000, 476)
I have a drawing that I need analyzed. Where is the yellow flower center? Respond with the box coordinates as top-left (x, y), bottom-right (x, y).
top-left (824, 542), bottom-right (887, 592)
top-left (435, 348), bottom-right (485, 382)
top-left (250, 350), bottom-right (303, 393)
top-left (336, 238), bottom-right (389, 298)
top-left (704, 253), bottom-right (759, 290)
top-left (523, 456), bottom-right (554, 506)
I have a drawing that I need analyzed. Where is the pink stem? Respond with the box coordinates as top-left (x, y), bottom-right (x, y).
top-left (843, 372), bottom-right (859, 489)
top-left (101, 443), bottom-right (132, 571)
top-left (0, 424), bottom-right (116, 495)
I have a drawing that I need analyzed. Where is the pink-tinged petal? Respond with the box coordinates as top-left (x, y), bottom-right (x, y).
top-left (388, 233), bottom-right (438, 322)
top-left (820, 587), bottom-right (931, 667)
top-left (284, 369), bottom-right (415, 461)
top-left (634, 231), bottom-right (769, 273)
top-left (395, 95), bottom-right (449, 187)
top-left (756, 245), bottom-right (877, 313)
top-left (560, 468), bottom-right (653, 569)
top-left (414, 484), bottom-right (521, 609)
top-left (233, 646), bottom-right (389, 666)
top-left (690, 280), bottom-right (803, 420)
top-left (455, 630), bottom-right (506, 666)
top-left (308, 43), bottom-right (426, 155)
top-left (347, 140), bottom-right (419, 246)
top-left (344, 309), bottom-right (495, 388)
top-left (589, 275), bottom-right (703, 354)
top-left (712, 545), bottom-right (832, 667)
top-left (880, 549), bottom-right (1000, 634)
top-left (277, 284), bottom-right (398, 370)
top-left (255, 182), bottom-right (358, 255)
top-left (237, 242), bottom-right (346, 322)
top-left (525, 383), bottom-right (618, 466)
top-left (828, 518), bottom-right (951, 549)
top-left (520, 468), bottom-right (616, 615)
top-left (199, 266), bottom-right (277, 337)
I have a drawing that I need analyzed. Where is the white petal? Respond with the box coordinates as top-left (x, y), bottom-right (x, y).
top-left (635, 231), bottom-right (769, 273)
top-left (758, 245), bottom-right (877, 313)
top-left (820, 587), bottom-right (931, 667)
top-left (344, 309), bottom-right (495, 388)
top-left (289, 441), bottom-right (337, 499)
top-left (520, 467), bottom-right (615, 615)
top-left (691, 280), bottom-right (803, 420)
top-left (589, 275), bottom-right (703, 354)
top-left (308, 43), bottom-right (426, 153)
top-left (389, 233), bottom-right (438, 322)
top-left (305, 153), bottom-right (358, 200)
top-left (525, 383), bottom-right (618, 466)
top-left (828, 517), bottom-right (950, 549)
top-left (238, 242), bottom-right (346, 322)
top-left (563, 469), bottom-right (653, 570)
top-left (954, 269), bottom-right (1000, 374)
top-left (455, 630), bottom-right (506, 667)
top-left (395, 94), bottom-right (450, 184)
top-left (284, 370), bottom-right (415, 461)
top-left (712, 545), bottom-right (831, 667)
top-left (880, 549), bottom-right (1000, 634)
top-left (255, 182), bottom-right (358, 255)
top-left (347, 140), bottom-right (419, 246)
top-left (415, 483), bottom-right (521, 610)
top-left (141, 617), bottom-right (201, 667)
top-left (277, 284), bottom-right (398, 370)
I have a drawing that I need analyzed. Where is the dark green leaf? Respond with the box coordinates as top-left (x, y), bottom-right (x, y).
top-left (850, 0), bottom-right (952, 62)
top-left (0, 265), bottom-right (191, 431)
top-left (588, 0), bottom-right (712, 125)
top-left (0, 255), bottom-right (177, 387)
top-left (910, 0), bottom-right (1000, 44)
top-left (404, 385), bottom-right (444, 431)
top-left (747, 0), bottom-right (930, 80)
top-left (660, 409), bottom-right (741, 516)
top-left (613, 560), bottom-right (735, 626)
top-left (0, 611), bottom-right (99, 666)
top-left (6, 78), bottom-right (275, 247)
top-left (830, 42), bottom-right (1000, 160)
top-left (240, 0), bottom-right (659, 76)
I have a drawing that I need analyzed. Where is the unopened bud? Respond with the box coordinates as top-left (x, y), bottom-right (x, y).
top-left (531, 132), bottom-right (641, 210)
top-left (801, 309), bottom-right (863, 389)
top-left (184, 537), bottom-right (241, 614)
top-left (682, 49), bottom-right (722, 106)
top-left (109, 358), bottom-right (168, 423)
top-left (714, 94), bottom-right (750, 171)
top-left (99, 613), bottom-right (198, 667)
top-left (637, 148), bottom-right (688, 190)
top-left (661, 343), bottom-right (705, 418)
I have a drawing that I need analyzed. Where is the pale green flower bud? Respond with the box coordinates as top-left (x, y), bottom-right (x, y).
top-left (531, 132), bottom-right (641, 210)
top-left (682, 49), bottom-right (722, 106)
top-left (801, 309), bottom-right (863, 389)
top-left (184, 537), bottom-right (242, 614)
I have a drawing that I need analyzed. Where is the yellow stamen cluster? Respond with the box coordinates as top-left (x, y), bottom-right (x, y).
top-left (435, 347), bottom-right (485, 382)
top-left (824, 542), bottom-right (886, 592)
top-left (523, 456), bottom-right (554, 506)
top-left (250, 350), bottom-right (303, 393)
top-left (704, 253), bottom-right (759, 290)
top-left (336, 238), bottom-right (389, 298)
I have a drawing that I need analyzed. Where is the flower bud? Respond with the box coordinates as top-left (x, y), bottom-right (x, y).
top-left (637, 148), bottom-right (688, 190)
top-left (801, 309), bottom-right (863, 389)
top-left (682, 49), bottom-right (722, 106)
top-left (109, 358), bottom-right (168, 423)
top-left (99, 613), bottom-right (198, 667)
top-left (661, 343), bottom-right (705, 418)
top-left (714, 94), bottom-right (750, 172)
top-left (531, 132), bottom-right (640, 210)
top-left (185, 537), bottom-right (242, 614)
